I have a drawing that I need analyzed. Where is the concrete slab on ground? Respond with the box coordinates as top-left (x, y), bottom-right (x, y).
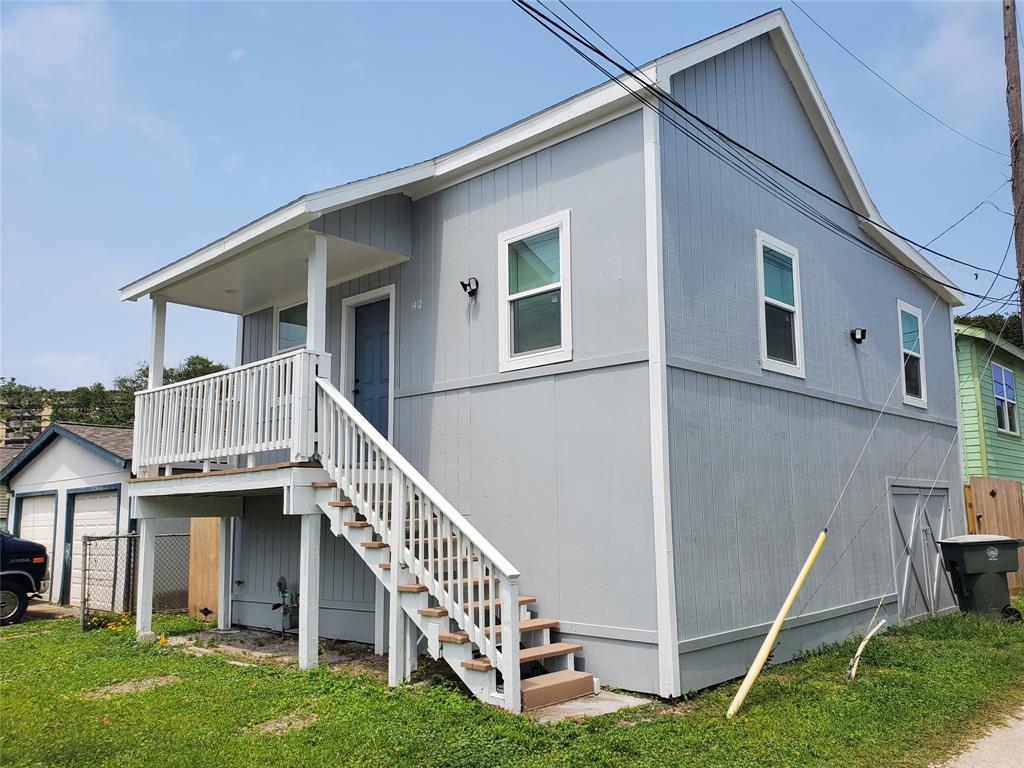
top-left (531, 690), bottom-right (648, 723)
top-left (22, 603), bottom-right (77, 623)
top-left (940, 708), bottom-right (1024, 768)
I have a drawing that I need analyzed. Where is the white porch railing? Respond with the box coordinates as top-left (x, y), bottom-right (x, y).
top-left (132, 349), bottom-right (329, 470)
top-left (316, 378), bottom-right (522, 710)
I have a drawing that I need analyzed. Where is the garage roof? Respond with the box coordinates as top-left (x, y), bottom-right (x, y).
top-left (0, 423), bottom-right (133, 485)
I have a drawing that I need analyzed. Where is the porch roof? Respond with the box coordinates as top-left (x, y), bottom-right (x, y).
top-left (119, 9), bottom-right (963, 309)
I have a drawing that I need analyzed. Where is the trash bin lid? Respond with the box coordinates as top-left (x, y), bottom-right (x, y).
top-left (938, 534), bottom-right (1015, 544)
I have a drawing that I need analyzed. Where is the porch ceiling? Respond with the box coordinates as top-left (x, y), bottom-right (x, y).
top-left (158, 229), bottom-right (407, 315)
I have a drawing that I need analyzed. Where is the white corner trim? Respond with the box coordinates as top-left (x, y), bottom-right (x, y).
top-left (897, 299), bottom-right (928, 408)
top-left (755, 230), bottom-right (806, 380)
top-left (496, 210), bottom-right (573, 373)
top-left (339, 284), bottom-right (397, 441)
top-left (643, 103), bottom-right (681, 698)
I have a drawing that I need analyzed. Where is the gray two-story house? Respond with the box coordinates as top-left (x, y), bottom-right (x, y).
top-left (114, 10), bottom-right (965, 712)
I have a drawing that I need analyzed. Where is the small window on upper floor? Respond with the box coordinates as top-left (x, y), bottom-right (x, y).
top-left (755, 231), bottom-right (805, 378)
top-left (497, 210), bottom-right (572, 372)
top-left (897, 300), bottom-right (927, 408)
top-left (993, 362), bottom-right (1019, 435)
top-left (278, 302), bottom-right (307, 351)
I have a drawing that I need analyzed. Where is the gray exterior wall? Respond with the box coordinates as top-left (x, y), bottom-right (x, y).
top-left (230, 494), bottom-right (377, 642)
top-left (241, 113), bottom-right (663, 692)
top-left (660, 34), bottom-right (964, 690)
top-left (310, 193), bottom-right (412, 258)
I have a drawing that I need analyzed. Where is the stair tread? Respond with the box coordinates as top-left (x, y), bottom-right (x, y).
top-left (311, 481), bottom-right (335, 488)
top-left (328, 499), bottom-right (354, 508)
top-left (397, 583), bottom-right (428, 593)
top-left (485, 617), bottom-right (558, 636)
top-left (466, 595), bottom-right (534, 610)
top-left (519, 642), bottom-right (582, 663)
top-left (460, 657), bottom-right (494, 671)
top-left (344, 520), bottom-right (371, 528)
top-left (360, 541), bottom-right (388, 549)
top-left (521, 670), bottom-right (595, 711)
top-left (418, 607), bottom-right (448, 617)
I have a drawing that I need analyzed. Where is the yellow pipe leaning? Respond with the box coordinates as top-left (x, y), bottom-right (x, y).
top-left (726, 529), bottom-right (827, 719)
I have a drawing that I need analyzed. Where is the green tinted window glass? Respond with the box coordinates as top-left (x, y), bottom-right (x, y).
top-left (762, 246), bottom-right (794, 306)
top-left (512, 289), bottom-right (561, 354)
top-left (278, 303), bottom-right (307, 351)
top-left (509, 229), bottom-right (559, 294)
top-left (900, 310), bottom-right (920, 354)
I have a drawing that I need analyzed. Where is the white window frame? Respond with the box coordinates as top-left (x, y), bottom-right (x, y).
top-left (497, 209), bottom-right (573, 372)
top-left (275, 299), bottom-right (308, 353)
top-left (755, 230), bottom-right (805, 379)
top-left (992, 362), bottom-right (1020, 436)
top-left (897, 299), bottom-right (927, 408)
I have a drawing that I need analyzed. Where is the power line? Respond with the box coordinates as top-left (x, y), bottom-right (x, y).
top-left (923, 180), bottom-right (1010, 248)
top-left (789, 0), bottom-right (1008, 158)
top-left (515, 1), bottom-right (1017, 297)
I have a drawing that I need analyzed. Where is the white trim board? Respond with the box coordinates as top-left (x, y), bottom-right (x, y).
top-left (642, 102), bottom-right (681, 698)
top-left (339, 284), bottom-right (397, 441)
top-left (120, 9), bottom-right (962, 308)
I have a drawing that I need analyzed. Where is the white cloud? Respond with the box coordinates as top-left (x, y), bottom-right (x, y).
top-left (220, 153), bottom-right (243, 172)
top-left (0, 4), bottom-right (191, 167)
top-left (228, 48), bottom-right (247, 61)
top-left (891, 3), bottom-right (1005, 133)
top-left (2, 139), bottom-right (40, 166)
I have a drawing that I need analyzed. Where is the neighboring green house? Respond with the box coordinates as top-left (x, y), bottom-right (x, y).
top-left (955, 324), bottom-right (1023, 482)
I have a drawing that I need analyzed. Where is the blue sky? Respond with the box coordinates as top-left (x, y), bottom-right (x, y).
top-left (1, 1), bottom-right (1016, 388)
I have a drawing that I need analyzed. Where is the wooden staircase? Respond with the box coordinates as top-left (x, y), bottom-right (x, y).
top-left (315, 380), bottom-right (598, 712)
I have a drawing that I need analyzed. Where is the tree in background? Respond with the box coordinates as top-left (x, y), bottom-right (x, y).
top-left (0, 355), bottom-right (227, 434)
top-left (954, 312), bottom-right (1023, 351)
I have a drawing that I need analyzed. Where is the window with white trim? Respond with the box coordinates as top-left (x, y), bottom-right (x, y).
top-left (897, 300), bottom-right (926, 407)
top-left (992, 362), bottom-right (1019, 435)
top-left (497, 210), bottom-right (572, 372)
top-left (755, 231), bottom-right (804, 378)
top-left (277, 302), bottom-right (307, 351)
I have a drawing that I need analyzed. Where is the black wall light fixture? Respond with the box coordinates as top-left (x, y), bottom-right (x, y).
top-left (850, 328), bottom-right (867, 344)
top-left (460, 277), bottom-right (479, 298)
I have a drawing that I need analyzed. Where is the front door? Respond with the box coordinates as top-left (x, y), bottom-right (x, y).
top-left (352, 298), bottom-right (390, 436)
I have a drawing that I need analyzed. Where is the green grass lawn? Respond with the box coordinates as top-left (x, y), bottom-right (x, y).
top-left (2, 599), bottom-right (1023, 768)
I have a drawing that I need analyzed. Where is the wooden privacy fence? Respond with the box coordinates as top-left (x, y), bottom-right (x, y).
top-left (964, 477), bottom-right (1024, 595)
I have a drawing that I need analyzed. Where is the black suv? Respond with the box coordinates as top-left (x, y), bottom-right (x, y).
top-left (0, 531), bottom-right (49, 625)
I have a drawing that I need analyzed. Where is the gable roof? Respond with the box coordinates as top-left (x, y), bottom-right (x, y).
top-left (955, 324), bottom-right (1024, 365)
top-left (0, 446), bottom-right (23, 476)
top-left (120, 8), bottom-right (962, 307)
top-left (0, 423), bottom-right (132, 485)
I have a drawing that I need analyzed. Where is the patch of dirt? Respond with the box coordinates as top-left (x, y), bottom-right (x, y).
top-left (250, 711), bottom-right (318, 735)
top-left (86, 675), bottom-right (180, 699)
top-left (168, 628), bottom-right (388, 680)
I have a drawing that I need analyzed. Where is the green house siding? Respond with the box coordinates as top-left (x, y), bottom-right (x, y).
top-left (956, 338), bottom-right (986, 479)
top-left (956, 329), bottom-right (1024, 483)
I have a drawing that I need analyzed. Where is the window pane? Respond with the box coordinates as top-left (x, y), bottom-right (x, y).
top-left (997, 400), bottom-right (1009, 432)
top-left (903, 352), bottom-right (922, 399)
top-left (1006, 368), bottom-right (1016, 401)
top-left (278, 303), bottom-right (307, 350)
top-left (762, 246), bottom-right (794, 306)
top-left (900, 310), bottom-right (920, 354)
top-left (765, 303), bottom-right (796, 364)
top-left (512, 289), bottom-right (561, 355)
top-left (1009, 401), bottom-right (1019, 432)
top-left (508, 229), bottom-right (560, 294)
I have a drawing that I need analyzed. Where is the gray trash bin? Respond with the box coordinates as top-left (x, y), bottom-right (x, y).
top-left (938, 535), bottom-right (1022, 621)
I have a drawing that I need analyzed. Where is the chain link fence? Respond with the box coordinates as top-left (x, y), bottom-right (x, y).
top-left (80, 533), bottom-right (191, 630)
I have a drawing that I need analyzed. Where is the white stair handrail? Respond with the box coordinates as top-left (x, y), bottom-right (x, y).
top-left (315, 377), bottom-right (520, 580)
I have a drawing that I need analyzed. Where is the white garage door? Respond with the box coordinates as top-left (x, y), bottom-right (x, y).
top-left (17, 495), bottom-right (56, 600)
top-left (66, 491), bottom-right (119, 606)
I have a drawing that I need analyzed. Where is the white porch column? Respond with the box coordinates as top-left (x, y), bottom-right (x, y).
top-left (134, 516), bottom-right (156, 641)
top-left (387, 479), bottom-right (408, 685)
top-left (298, 512), bottom-right (321, 669)
top-left (307, 232), bottom-right (328, 354)
top-left (148, 295), bottom-right (167, 389)
top-left (217, 517), bottom-right (232, 630)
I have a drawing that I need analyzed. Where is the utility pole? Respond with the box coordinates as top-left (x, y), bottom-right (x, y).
top-left (1003, 0), bottom-right (1024, 315)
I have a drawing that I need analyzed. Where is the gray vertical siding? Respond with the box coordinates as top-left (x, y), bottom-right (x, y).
top-left (231, 494), bottom-right (376, 642)
top-left (241, 306), bottom-right (274, 364)
top-left (659, 32), bottom-right (966, 686)
top-left (310, 193), bottom-right (412, 258)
